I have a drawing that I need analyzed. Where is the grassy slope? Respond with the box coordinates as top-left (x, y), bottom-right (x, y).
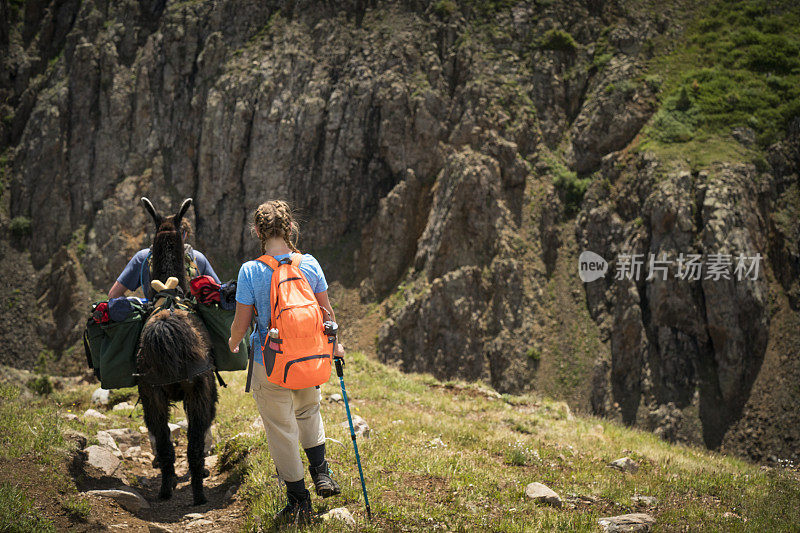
top-left (3, 354), bottom-right (800, 531)
top-left (636, 0), bottom-right (800, 168)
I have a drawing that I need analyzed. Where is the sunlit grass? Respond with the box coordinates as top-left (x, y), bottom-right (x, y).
top-left (210, 352), bottom-right (800, 531)
top-left (4, 351), bottom-right (798, 531)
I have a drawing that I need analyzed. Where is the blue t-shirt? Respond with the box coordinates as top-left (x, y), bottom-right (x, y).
top-left (117, 247), bottom-right (220, 300)
top-left (235, 253), bottom-right (328, 366)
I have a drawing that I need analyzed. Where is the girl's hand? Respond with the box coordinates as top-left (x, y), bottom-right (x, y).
top-left (335, 342), bottom-right (345, 359)
top-left (228, 337), bottom-right (240, 353)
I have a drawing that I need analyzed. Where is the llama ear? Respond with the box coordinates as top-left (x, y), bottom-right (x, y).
top-left (176, 198), bottom-right (192, 222)
top-left (141, 197), bottom-right (161, 226)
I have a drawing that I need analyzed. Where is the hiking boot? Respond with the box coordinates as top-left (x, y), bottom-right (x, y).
top-left (310, 460), bottom-right (341, 498)
top-left (274, 489), bottom-right (313, 526)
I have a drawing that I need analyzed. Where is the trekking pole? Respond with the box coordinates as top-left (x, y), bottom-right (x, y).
top-left (334, 355), bottom-right (372, 521)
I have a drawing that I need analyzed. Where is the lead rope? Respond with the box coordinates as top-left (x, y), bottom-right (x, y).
top-left (128, 396), bottom-right (141, 419)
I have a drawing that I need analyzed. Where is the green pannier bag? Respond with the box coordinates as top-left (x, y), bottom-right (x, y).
top-left (196, 302), bottom-right (248, 371)
top-left (83, 301), bottom-right (147, 389)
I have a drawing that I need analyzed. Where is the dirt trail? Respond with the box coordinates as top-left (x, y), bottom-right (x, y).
top-left (73, 434), bottom-right (247, 532)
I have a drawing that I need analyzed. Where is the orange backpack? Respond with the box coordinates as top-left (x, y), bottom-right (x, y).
top-left (256, 254), bottom-right (333, 389)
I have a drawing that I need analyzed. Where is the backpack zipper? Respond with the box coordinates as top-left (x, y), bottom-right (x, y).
top-left (283, 354), bottom-right (331, 383)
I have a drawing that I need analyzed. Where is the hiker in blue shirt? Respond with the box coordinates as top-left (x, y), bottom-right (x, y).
top-left (108, 218), bottom-right (220, 300)
top-left (228, 200), bottom-right (345, 526)
top-left (107, 217), bottom-right (218, 466)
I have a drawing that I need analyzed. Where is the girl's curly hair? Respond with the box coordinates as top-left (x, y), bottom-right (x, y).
top-left (252, 200), bottom-right (300, 254)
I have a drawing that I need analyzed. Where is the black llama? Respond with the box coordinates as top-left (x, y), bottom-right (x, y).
top-left (138, 197), bottom-right (217, 505)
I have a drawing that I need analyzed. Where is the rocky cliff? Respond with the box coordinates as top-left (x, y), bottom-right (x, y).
top-left (1, 0), bottom-right (798, 462)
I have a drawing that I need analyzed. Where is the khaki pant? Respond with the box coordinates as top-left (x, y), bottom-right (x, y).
top-left (251, 363), bottom-right (326, 482)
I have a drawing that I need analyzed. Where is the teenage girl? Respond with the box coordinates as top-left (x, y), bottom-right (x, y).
top-left (228, 200), bottom-right (345, 525)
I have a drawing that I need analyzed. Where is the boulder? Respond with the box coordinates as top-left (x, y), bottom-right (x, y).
top-left (83, 408), bottom-right (108, 421)
top-left (340, 415), bottom-right (370, 438)
top-left (524, 482), bottom-right (562, 507)
top-left (84, 445), bottom-right (122, 476)
top-left (608, 457), bottom-right (639, 473)
top-left (598, 513), bottom-right (655, 532)
top-left (224, 484), bottom-right (238, 501)
top-left (177, 420), bottom-right (214, 453)
top-left (204, 427), bottom-right (214, 455)
top-left (112, 401), bottom-right (135, 411)
top-left (124, 446), bottom-right (142, 458)
top-left (86, 488), bottom-right (149, 512)
top-left (321, 507), bottom-right (356, 527)
top-left (91, 388), bottom-right (110, 406)
top-left (105, 428), bottom-right (143, 451)
top-left (96, 430), bottom-right (122, 456)
top-left (632, 495), bottom-right (658, 507)
top-left (329, 393), bottom-right (343, 403)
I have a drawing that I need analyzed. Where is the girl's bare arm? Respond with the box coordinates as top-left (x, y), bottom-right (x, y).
top-left (228, 302), bottom-right (254, 352)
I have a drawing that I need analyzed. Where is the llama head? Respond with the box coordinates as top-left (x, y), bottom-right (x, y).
top-left (141, 197), bottom-right (193, 291)
top-left (141, 197), bottom-right (192, 238)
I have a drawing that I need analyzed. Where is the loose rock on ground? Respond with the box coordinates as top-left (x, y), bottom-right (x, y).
top-left (598, 513), bottom-right (656, 532)
top-left (608, 457), bottom-right (639, 473)
top-left (84, 408), bottom-right (108, 421)
top-left (321, 507), bottom-right (356, 527)
top-left (84, 445), bottom-right (122, 477)
top-left (91, 388), bottom-right (110, 406)
top-left (85, 488), bottom-right (150, 512)
top-left (341, 414), bottom-right (370, 438)
top-left (524, 482), bottom-right (562, 507)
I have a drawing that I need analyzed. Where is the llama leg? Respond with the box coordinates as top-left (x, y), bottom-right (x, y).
top-left (184, 375), bottom-right (217, 505)
top-left (141, 386), bottom-right (177, 500)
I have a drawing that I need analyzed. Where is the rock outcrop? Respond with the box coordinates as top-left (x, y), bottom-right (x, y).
top-left (1, 0), bottom-right (798, 461)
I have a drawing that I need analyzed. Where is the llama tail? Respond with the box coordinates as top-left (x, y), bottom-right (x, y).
top-left (139, 310), bottom-right (207, 383)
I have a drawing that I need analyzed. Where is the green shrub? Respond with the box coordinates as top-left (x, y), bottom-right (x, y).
top-left (503, 442), bottom-right (539, 466)
top-left (61, 495), bottom-right (91, 521)
top-left (745, 41), bottom-right (800, 74)
top-left (650, 109), bottom-right (695, 143)
top-left (10, 216), bottom-right (31, 238)
top-left (644, 74), bottom-right (662, 92)
top-left (593, 51), bottom-right (613, 69)
top-left (433, 0), bottom-right (457, 17)
top-left (551, 161), bottom-right (590, 215)
top-left (526, 346), bottom-right (541, 362)
top-left (26, 375), bottom-right (53, 396)
top-left (218, 434), bottom-right (254, 472)
top-left (538, 29), bottom-right (578, 52)
top-left (675, 86), bottom-right (692, 111)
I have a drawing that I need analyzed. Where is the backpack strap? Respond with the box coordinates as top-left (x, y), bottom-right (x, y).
top-left (141, 250), bottom-right (153, 295)
top-left (256, 255), bottom-right (280, 271)
top-left (290, 253), bottom-right (303, 267)
top-left (184, 245), bottom-right (200, 279)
